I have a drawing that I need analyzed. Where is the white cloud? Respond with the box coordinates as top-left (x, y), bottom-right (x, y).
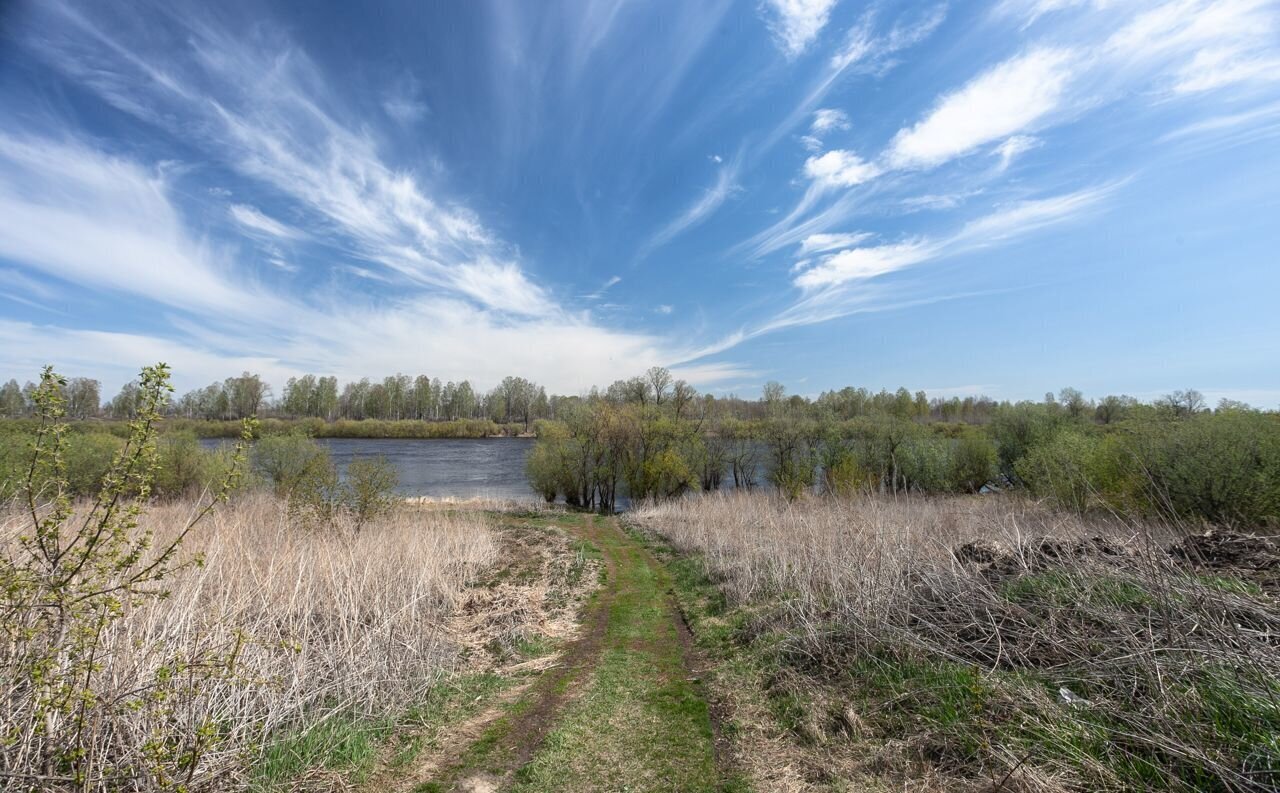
top-left (794, 240), bottom-right (935, 289)
top-left (34, 4), bottom-right (545, 316)
top-left (803, 149), bottom-right (881, 189)
top-left (1105, 0), bottom-right (1280, 95)
top-left (888, 48), bottom-right (1076, 169)
top-left (382, 85), bottom-right (428, 124)
top-left (655, 304), bottom-right (674, 315)
top-left (383, 98), bottom-right (428, 124)
top-left (996, 0), bottom-right (1104, 27)
top-left (792, 183), bottom-right (1114, 291)
top-left (799, 135), bottom-right (824, 151)
top-left (584, 275), bottom-right (623, 300)
top-left (798, 231), bottom-right (872, 255)
top-left (449, 259), bottom-right (556, 317)
top-left (994, 134), bottom-right (1042, 168)
top-left (811, 108), bottom-right (851, 134)
top-left (229, 203), bottom-right (305, 239)
top-left (2, 9), bottom-right (757, 394)
top-left (950, 183), bottom-right (1116, 245)
top-left (1173, 45), bottom-right (1280, 94)
top-left (0, 133), bottom-right (282, 320)
top-left (901, 192), bottom-right (979, 211)
top-left (1157, 99), bottom-right (1280, 141)
top-left (640, 158), bottom-right (741, 256)
top-left (762, 0), bottom-right (840, 58)
top-left (757, 4), bottom-right (946, 154)
top-left (830, 5), bottom-right (947, 74)
top-left (0, 320), bottom-right (301, 395)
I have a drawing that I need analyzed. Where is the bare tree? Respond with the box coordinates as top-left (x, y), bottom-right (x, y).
top-left (1160, 389), bottom-right (1206, 418)
top-left (645, 366), bottom-right (673, 405)
top-left (670, 380), bottom-right (697, 420)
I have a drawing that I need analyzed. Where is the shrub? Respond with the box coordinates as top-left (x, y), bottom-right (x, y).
top-left (0, 431), bottom-right (33, 502)
top-left (823, 449), bottom-right (872, 497)
top-left (763, 416), bottom-right (817, 500)
top-left (643, 447), bottom-right (698, 500)
top-left (526, 422), bottom-right (572, 502)
top-left (345, 456), bottom-right (399, 531)
top-left (989, 403), bottom-right (1069, 481)
top-left (1127, 412), bottom-right (1280, 528)
top-left (0, 364), bottom-right (249, 789)
top-left (286, 451), bottom-right (344, 529)
top-left (1015, 429), bottom-right (1101, 512)
top-left (253, 433), bottom-right (332, 497)
top-left (63, 432), bottom-right (125, 496)
top-left (948, 433), bottom-right (996, 493)
top-left (898, 436), bottom-right (950, 493)
top-left (153, 431), bottom-right (207, 498)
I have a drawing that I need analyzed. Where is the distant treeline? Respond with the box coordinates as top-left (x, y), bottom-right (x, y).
top-left (0, 372), bottom-right (547, 428)
top-left (2, 366), bottom-right (1267, 430)
top-left (2, 363), bottom-right (1278, 527)
top-left (0, 416), bottom-right (525, 440)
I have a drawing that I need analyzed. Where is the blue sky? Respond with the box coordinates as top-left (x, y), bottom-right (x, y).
top-left (1, 0), bottom-right (1279, 404)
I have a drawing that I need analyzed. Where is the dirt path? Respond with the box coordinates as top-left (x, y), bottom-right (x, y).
top-left (419, 514), bottom-right (732, 793)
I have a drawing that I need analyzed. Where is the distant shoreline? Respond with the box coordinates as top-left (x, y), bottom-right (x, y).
top-left (0, 416), bottom-right (536, 440)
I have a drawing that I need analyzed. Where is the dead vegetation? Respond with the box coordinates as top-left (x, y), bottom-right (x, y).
top-left (1, 493), bottom-right (498, 790)
top-left (633, 490), bottom-right (1280, 792)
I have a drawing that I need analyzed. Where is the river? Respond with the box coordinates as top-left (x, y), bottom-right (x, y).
top-left (207, 437), bottom-right (539, 500)
top-left (208, 436), bottom-right (777, 503)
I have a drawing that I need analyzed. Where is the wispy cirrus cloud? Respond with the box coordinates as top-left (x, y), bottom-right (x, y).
top-left (797, 231), bottom-right (873, 255)
top-left (793, 240), bottom-right (937, 290)
top-left (762, 0), bottom-right (840, 58)
top-left (0, 133), bottom-right (745, 394)
top-left (638, 155), bottom-right (742, 258)
top-left (0, 133), bottom-right (283, 320)
top-left (757, 4), bottom-right (948, 153)
top-left (1104, 0), bottom-right (1280, 95)
top-left (34, 1), bottom-right (550, 317)
top-left (0, 3), bottom-right (754, 393)
top-left (745, 0), bottom-right (1280, 285)
top-left (791, 183), bottom-right (1116, 292)
top-left (583, 275), bottom-right (623, 301)
top-left (228, 204), bottom-right (305, 240)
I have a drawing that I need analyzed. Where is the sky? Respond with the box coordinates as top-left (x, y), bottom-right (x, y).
top-left (1, 0), bottom-right (1279, 405)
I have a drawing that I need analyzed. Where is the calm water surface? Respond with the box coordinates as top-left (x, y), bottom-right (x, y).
top-left (321, 438), bottom-right (537, 499)
top-left (213, 437), bottom-right (538, 500)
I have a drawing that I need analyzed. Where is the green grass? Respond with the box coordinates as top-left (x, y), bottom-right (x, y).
top-left (1194, 573), bottom-right (1265, 597)
top-left (509, 516), bottom-right (720, 792)
top-left (422, 515), bottom-right (729, 792)
top-left (250, 712), bottom-right (393, 790)
top-left (249, 672), bottom-right (515, 791)
top-left (1000, 569), bottom-right (1157, 609)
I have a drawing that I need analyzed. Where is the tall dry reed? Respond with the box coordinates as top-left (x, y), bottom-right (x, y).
top-left (1, 493), bottom-right (496, 790)
top-left (634, 491), bottom-right (1280, 791)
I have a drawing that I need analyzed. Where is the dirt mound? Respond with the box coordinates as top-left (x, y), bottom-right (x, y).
top-left (953, 539), bottom-right (1005, 565)
top-left (1168, 529), bottom-right (1280, 571)
top-left (955, 535), bottom-right (1137, 581)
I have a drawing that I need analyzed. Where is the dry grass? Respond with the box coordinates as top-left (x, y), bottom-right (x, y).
top-left (633, 490), bottom-right (1280, 792)
top-left (1, 492), bottom-right (498, 790)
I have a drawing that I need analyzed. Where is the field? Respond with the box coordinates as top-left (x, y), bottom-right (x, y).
top-left (4, 391), bottom-right (1278, 792)
top-left (631, 491), bottom-right (1280, 792)
top-left (0, 494), bottom-right (538, 790)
